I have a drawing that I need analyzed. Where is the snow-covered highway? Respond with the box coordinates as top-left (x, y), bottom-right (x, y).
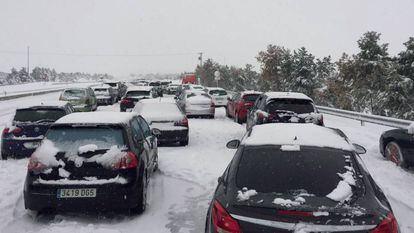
top-left (0, 93), bottom-right (413, 233)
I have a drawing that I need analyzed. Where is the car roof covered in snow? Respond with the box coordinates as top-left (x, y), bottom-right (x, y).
top-left (264, 92), bottom-right (313, 101)
top-left (55, 112), bottom-right (138, 125)
top-left (243, 123), bottom-right (353, 151)
top-left (16, 101), bottom-right (70, 110)
top-left (127, 86), bottom-right (153, 92)
top-left (138, 98), bottom-right (176, 104)
top-left (241, 90), bottom-right (262, 96)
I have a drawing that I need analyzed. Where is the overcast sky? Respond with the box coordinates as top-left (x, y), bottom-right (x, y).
top-left (1, 0), bottom-right (414, 78)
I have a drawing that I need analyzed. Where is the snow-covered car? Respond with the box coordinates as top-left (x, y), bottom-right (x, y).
top-left (206, 87), bottom-right (228, 107)
top-left (59, 87), bottom-right (97, 112)
top-left (105, 81), bottom-right (127, 101)
top-left (379, 122), bottom-right (414, 168)
top-left (176, 90), bottom-right (215, 118)
top-left (1, 101), bottom-right (73, 160)
top-left (206, 123), bottom-right (399, 233)
top-left (91, 84), bottom-right (117, 105)
top-left (166, 84), bottom-right (181, 95)
top-left (134, 99), bottom-right (189, 146)
top-left (120, 86), bottom-right (154, 112)
top-left (246, 92), bottom-right (323, 130)
top-left (23, 112), bottom-right (160, 213)
top-left (182, 84), bottom-right (206, 92)
top-left (227, 91), bottom-right (262, 123)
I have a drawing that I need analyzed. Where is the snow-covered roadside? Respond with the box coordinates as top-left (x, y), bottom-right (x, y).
top-left (0, 82), bottom-right (98, 97)
top-left (324, 114), bottom-right (414, 233)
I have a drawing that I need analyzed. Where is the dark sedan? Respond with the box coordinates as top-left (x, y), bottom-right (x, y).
top-left (380, 123), bottom-right (414, 168)
top-left (1, 101), bottom-right (73, 159)
top-left (24, 112), bottom-right (159, 214)
top-left (206, 123), bottom-right (399, 233)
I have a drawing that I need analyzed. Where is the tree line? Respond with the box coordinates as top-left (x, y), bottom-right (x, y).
top-left (195, 31), bottom-right (414, 120)
top-left (0, 67), bottom-right (113, 85)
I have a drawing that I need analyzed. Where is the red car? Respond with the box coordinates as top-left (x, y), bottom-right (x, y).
top-left (226, 91), bottom-right (262, 123)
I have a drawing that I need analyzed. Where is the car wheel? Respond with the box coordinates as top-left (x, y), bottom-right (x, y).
top-left (235, 112), bottom-right (242, 124)
top-left (226, 107), bottom-right (231, 118)
top-left (385, 141), bottom-right (407, 168)
top-left (131, 170), bottom-right (147, 214)
top-left (1, 152), bottom-right (7, 160)
top-left (179, 138), bottom-right (189, 146)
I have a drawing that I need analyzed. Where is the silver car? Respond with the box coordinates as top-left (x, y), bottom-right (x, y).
top-left (176, 91), bottom-right (215, 118)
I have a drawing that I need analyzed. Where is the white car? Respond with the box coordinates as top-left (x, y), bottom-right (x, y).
top-left (176, 90), bottom-right (215, 118)
top-left (206, 87), bottom-right (228, 107)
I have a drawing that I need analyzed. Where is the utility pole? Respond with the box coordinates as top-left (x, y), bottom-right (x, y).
top-left (197, 52), bottom-right (203, 85)
top-left (27, 46), bottom-right (30, 79)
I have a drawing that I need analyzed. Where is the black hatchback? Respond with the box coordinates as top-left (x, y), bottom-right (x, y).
top-left (206, 123), bottom-right (399, 233)
top-left (24, 112), bottom-right (160, 214)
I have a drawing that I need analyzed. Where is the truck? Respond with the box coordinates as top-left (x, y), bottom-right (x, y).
top-left (181, 73), bottom-right (197, 84)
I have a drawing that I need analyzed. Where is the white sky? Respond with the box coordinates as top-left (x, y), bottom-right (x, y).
top-left (1, 0), bottom-right (414, 78)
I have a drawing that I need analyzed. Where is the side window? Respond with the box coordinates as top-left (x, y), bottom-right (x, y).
top-left (252, 96), bottom-right (262, 110)
top-left (138, 116), bottom-right (151, 137)
top-left (131, 118), bottom-right (144, 141)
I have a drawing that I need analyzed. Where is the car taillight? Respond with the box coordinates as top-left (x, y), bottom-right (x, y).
top-left (27, 157), bottom-right (47, 173)
top-left (369, 213), bottom-right (398, 233)
top-left (113, 151), bottom-right (138, 170)
top-left (175, 117), bottom-right (189, 127)
top-left (319, 114), bottom-right (324, 126)
top-left (2, 127), bottom-right (22, 136)
top-left (211, 200), bottom-right (241, 233)
top-left (121, 98), bottom-right (132, 104)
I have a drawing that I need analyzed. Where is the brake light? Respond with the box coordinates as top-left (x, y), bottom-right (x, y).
top-left (211, 200), bottom-right (241, 233)
top-left (175, 117), bottom-right (189, 127)
top-left (2, 127), bottom-right (22, 136)
top-left (27, 157), bottom-right (47, 173)
top-left (121, 98), bottom-right (132, 104)
top-left (113, 151), bottom-right (138, 170)
top-left (369, 212), bottom-right (398, 233)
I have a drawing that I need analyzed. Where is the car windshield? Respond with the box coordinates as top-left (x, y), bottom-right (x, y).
top-left (63, 89), bottom-right (86, 98)
top-left (46, 126), bottom-right (126, 153)
top-left (243, 94), bottom-right (260, 102)
top-left (126, 91), bottom-right (151, 97)
top-left (236, 146), bottom-right (355, 196)
top-left (209, 90), bottom-right (227, 96)
top-left (266, 99), bottom-right (315, 114)
top-left (14, 108), bottom-right (66, 123)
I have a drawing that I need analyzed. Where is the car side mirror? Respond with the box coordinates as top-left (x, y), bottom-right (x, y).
top-left (226, 139), bottom-right (240, 149)
top-left (151, 128), bottom-right (161, 137)
top-left (352, 143), bottom-right (366, 154)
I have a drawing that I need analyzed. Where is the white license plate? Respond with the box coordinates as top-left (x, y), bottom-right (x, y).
top-left (57, 188), bottom-right (96, 198)
top-left (23, 141), bottom-right (40, 149)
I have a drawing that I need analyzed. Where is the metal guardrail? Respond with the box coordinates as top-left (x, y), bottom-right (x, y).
top-left (317, 105), bottom-right (413, 129)
top-left (0, 88), bottom-right (65, 101)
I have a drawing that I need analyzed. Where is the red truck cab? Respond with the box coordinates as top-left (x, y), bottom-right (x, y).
top-left (182, 74), bottom-right (197, 84)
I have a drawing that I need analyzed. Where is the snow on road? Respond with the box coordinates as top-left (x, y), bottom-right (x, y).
top-left (0, 93), bottom-right (413, 233)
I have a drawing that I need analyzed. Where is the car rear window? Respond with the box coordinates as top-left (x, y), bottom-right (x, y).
top-left (243, 94), bottom-right (260, 102)
top-left (126, 91), bottom-right (151, 97)
top-left (266, 99), bottom-right (315, 114)
top-left (94, 88), bottom-right (108, 92)
top-left (187, 93), bottom-right (210, 98)
top-left (209, 90), bottom-right (227, 96)
top-left (14, 108), bottom-right (66, 123)
top-left (105, 83), bottom-right (118, 87)
top-left (63, 89), bottom-right (86, 98)
top-left (46, 126), bottom-right (126, 153)
top-left (236, 146), bottom-right (352, 196)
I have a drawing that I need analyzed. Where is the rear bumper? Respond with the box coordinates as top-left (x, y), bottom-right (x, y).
top-left (157, 129), bottom-right (188, 143)
top-left (24, 177), bottom-right (140, 211)
top-left (1, 138), bottom-right (42, 158)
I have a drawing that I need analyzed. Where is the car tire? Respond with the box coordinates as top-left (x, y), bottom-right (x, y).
top-left (130, 170), bottom-right (147, 215)
top-left (1, 152), bottom-right (7, 160)
top-left (385, 141), bottom-right (408, 168)
top-left (226, 107), bottom-right (231, 118)
top-left (180, 138), bottom-right (189, 146)
top-left (120, 108), bottom-right (126, 112)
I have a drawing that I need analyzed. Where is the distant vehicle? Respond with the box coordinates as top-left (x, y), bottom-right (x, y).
top-left (206, 123), bottom-right (399, 233)
top-left (23, 112), bottom-right (160, 214)
top-left (227, 91), bottom-right (262, 124)
top-left (176, 90), bottom-right (215, 118)
top-left (120, 86), bottom-right (154, 112)
top-left (166, 84), bottom-right (181, 95)
top-left (1, 101), bottom-right (73, 159)
top-left (206, 87), bottom-right (228, 107)
top-left (182, 73), bottom-right (197, 84)
top-left (246, 92), bottom-right (323, 130)
top-left (91, 84), bottom-right (117, 105)
top-left (59, 87), bottom-right (97, 112)
top-left (105, 81), bottom-right (127, 100)
top-left (148, 81), bottom-right (163, 97)
top-left (380, 123), bottom-right (414, 168)
top-left (134, 99), bottom-right (189, 146)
